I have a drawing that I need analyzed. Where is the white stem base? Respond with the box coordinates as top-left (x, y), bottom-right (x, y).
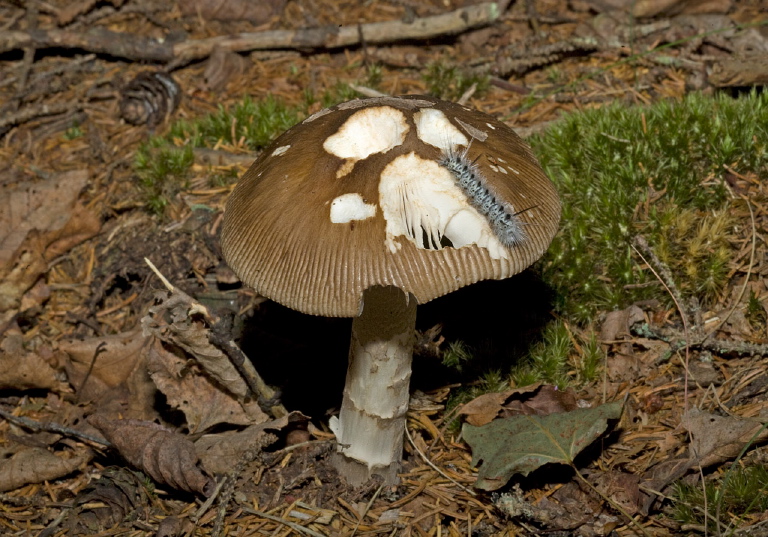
top-left (331, 285), bottom-right (417, 486)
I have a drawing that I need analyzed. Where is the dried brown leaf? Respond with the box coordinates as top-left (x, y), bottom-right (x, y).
top-left (0, 446), bottom-right (92, 492)
top-left (146, 339), bottom-right (267, 432)
top-left (0, 326), bottom-right (61, 391)
top-left (682, 408), bottom-right (768, 467)
top-left (59, 331), bottom-right (157, 419)
top-left (600, 305), bottom-right (645, 344)
top-left (0, 232), bottom-right (47, 314)
top-left (44, 201), bottom-right (101, 261)
top-left (459, 383), bottom-right (578, 427)
top-left (88, 415), bottom-right (214, 496)
top-left (458, 391), bottom-right (512, 427)
top-left (501, 384), bottom-right (579, 417)
top-left (142, 292), bottom-right (253, 401)
top-left (0, 170), bottom-right (89, 266)
top-left (59, 331), bottom-right (149, 389)
top-left (586, 470), bottom-right (643, 516)
top-left (195, 411), bottom-right (303, 474)
top-left (641, 409), bottom-right (768, 514)
top-left (0, 171), bottom-right (99, 321)
top-left (459, 383), bottom-right (541, 426)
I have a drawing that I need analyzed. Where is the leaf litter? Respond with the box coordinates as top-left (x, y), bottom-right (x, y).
top-left (1, 0), bottom-right (768, 535)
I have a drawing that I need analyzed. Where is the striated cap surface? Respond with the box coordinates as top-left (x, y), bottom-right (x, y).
top-left (221, 95), bottom-right (560, 317)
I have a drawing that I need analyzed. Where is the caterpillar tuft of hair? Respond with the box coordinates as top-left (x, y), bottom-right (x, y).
top-left (439, 145), bottom-right (527, 247)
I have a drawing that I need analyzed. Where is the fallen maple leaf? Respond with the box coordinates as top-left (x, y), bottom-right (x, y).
top-left (463, 401), bottom-right (623, 491)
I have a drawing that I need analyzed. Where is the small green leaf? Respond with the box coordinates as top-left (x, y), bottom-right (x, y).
top-left (463, 400), bottom-right (623, 491)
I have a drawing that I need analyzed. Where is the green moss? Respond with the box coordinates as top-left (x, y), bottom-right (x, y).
top-left (442, 340), bottom-right (474, 373)
top-left (650, 207), bottom-right (733, 302)
top-left (208, 167), bottom-right (240, 188)
top-left (63, 123), bottom-right (84, 140)
top-left (168, 95), bottom-right (302, 151)
top-left (135, 86), bottom-right (365, 217)
top-left (510, 321), bottom-right (573, 389)
top-left (134, 94), bottom-right (306, 216)
top-left (577, 330), bottom-right (603, 383)
top-left (531, 91), bottom-right (768, 323)
top-left (422, 61), bottom-right (490, 101)
top-left (365, 63), bottom-right (383, 89)
top-left (135, 143), bottom-right (194, 216)
top-left (746, 290), bottom-right (767, 334)
top-left (673, 464), bottom-right (768, 532)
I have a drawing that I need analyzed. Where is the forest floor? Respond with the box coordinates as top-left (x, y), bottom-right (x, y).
top-left (1, 0), bottom-right (768, 535)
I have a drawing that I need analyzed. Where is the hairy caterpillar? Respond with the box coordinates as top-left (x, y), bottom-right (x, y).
top-left (440, 145), bottom-right (528, 247)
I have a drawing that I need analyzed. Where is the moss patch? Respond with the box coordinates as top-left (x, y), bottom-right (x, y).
top-left (532, 90), bottom-right (768, 323)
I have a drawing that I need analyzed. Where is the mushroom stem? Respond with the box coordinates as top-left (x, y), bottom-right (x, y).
top-left (332, 285), bottom-right (417, 486)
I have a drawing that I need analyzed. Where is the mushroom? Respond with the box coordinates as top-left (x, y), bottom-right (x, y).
top-left (220, 95), bottom-right (560, 486)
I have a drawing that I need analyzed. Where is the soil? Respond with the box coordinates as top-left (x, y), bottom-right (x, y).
top-left (1, 0), bottom-right (768, 536)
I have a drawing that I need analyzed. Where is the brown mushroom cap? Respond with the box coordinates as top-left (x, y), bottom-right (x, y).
top-left (221, 95), bottom-right (560, 317)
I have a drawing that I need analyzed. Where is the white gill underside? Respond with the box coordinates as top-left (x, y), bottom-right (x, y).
top-left (378, 152), bottom-right (509, 260)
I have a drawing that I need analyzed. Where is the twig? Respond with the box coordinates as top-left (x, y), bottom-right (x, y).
top-left (144, 257), bottom-right (176, 294)
top-left (174, 2), bottom-right (503, 64)
top-left (632, 236), bottom-right (690, 328)
top-left (0, 407), bottom-right (110, 447)
top-left (457, 83), bottom-right (477, 106)
top-left (75, 340), bottom-right (106, 404)
top-left (347, 84), bottom-right (387, 98)
top-left (193, 477), bottom-right (227, 526)
top-left (0, 3), bottom-right (504, 64)
top-left (0, 101), bottom-right (82, 132)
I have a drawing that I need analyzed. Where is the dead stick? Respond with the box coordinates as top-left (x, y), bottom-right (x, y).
top-left (175, 2), bottom-right (501, 60)
top-left (0, 101), bottom-right (81, 132)
top-left (1, 2), bottom-right (503, 62)
top-left (0, 28), bottom-right (174, 61)
top-left (0, 407), bottom-right (110, 447)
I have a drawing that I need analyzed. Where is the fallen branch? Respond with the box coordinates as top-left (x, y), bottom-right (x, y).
top-left (0, 407), bottom-right (110, 447)
top-left (0, 101), bottom-right (82, 133)
top-left (0, 2), bottom-right (505, 64)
